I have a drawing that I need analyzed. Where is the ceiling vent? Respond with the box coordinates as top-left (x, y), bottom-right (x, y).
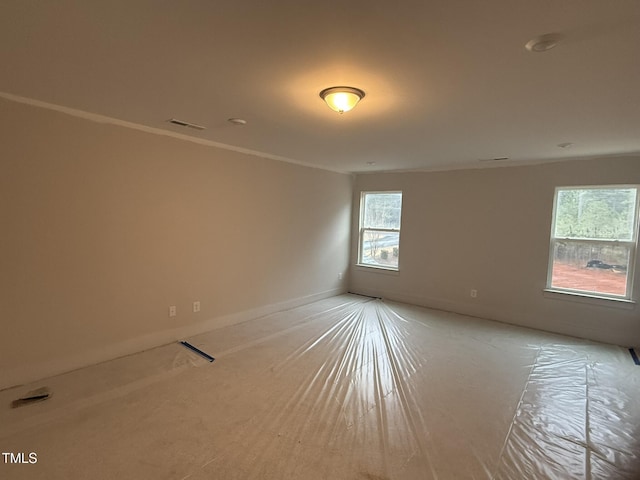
top-left (167, 118), bottom-right (206, 131)
top-left (479, 157), bottom-right (510, 162)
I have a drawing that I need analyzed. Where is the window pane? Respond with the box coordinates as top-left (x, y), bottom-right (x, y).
top-left (363, 193), bottom-right (402, 229)
top-left (554, 188), bottom-right (637, 241)
top-left (551, 241), bottom-right (630, 296)
top-left (361, 230), bottom-right (400, 268)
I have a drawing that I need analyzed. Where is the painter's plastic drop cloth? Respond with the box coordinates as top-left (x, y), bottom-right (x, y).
top-left (1, 295), bottom-right (638, 479)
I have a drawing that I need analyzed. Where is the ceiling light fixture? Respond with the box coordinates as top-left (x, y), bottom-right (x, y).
top-left (525, 33), bottom-right (564, 52)
top-left (319, 86), bottom-right (365, 114)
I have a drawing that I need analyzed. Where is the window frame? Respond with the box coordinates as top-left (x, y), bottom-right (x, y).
top-left (545, 185), bottom-right (639, 301)
top-left (357, 191), bottom-right (403, 271)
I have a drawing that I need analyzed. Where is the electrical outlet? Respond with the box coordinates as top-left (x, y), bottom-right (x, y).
top-left (193, 301), bottom-right (201, 313)
top-left (169, 305), bottom-right (177, 317)
top-left (338, 273), bottom-right (343, 280)
top-left (470, 289), bottom-right (478, 298)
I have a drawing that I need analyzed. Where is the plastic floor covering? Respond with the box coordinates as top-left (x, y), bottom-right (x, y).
top-left (1, 294), bottom-right (639, 479)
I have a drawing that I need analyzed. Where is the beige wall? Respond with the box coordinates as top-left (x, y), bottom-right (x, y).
top-left (3, 95), bottom-right (637, 389)
top-left (350, 158), bottom-right (640, 346)
top-left (0, 99), bottom-right (352, 388)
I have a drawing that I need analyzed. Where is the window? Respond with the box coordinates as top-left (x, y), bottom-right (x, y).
top-left (358, 191), bottom-right (403, 270)
top-left (547, 186), bottom-right (639, 300)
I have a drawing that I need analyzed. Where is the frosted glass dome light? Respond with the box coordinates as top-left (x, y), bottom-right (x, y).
top-left (319, 86), bottom-right (365, 114)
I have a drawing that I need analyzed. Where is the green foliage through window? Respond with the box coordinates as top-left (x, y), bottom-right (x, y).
top-left (548, 185), bottom-right (639, 300)
top-left (359, 192), bottom-right (403, 270)
top-left (554, 188), bottom-right (637, 240)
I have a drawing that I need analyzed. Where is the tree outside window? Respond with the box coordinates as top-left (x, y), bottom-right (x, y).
top-left (358, 192), bottom-right (403, 270)
top-left (547, 186), bottom-right (639, 299)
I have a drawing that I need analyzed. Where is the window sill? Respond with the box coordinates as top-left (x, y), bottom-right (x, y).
top-left (355, 264), bottom-right (400, 275)
top-left (543, 289), bottom-right (636, 310)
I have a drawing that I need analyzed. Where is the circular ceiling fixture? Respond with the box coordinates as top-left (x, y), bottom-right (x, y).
top-left (228, 118), bottom-right (247, 126)
top-left (319, 86), bottom-right (365, 114)
top-left (525, 33), bottom-right (564, 52)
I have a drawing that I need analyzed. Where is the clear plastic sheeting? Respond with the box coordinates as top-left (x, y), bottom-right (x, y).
top-left (1, 294), bottom-right (638, 479)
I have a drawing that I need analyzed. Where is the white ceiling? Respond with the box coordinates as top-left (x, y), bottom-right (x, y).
top-left (1, 1), bottom-right (639, 173)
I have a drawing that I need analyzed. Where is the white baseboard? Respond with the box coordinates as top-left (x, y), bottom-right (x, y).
top-left (1, 288), bottom-right (344, 391)
top-left (350, 287), bottom-right (635, 347)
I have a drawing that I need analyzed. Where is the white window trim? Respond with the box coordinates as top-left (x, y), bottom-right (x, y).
top-left (545, 185), bottom-right (639, 302)
top-left (542, 288), bottom-right (636, 309)
top-left (357, 191), bottom-right (402, 272)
